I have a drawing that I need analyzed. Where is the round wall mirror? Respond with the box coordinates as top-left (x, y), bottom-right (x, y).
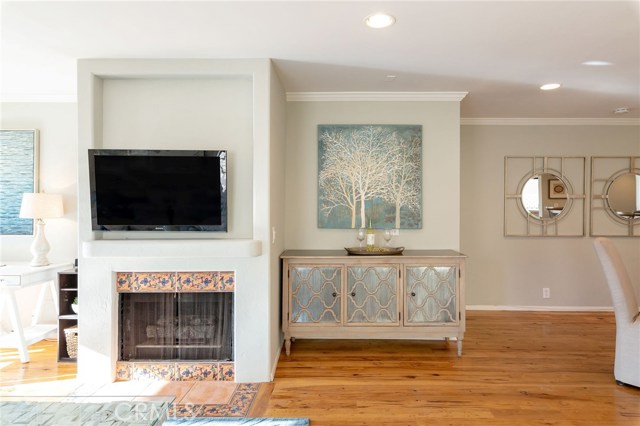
top-left (607, 172), bottom-right (640, 219)
top-left (521, 173), bottom-right (568, 220)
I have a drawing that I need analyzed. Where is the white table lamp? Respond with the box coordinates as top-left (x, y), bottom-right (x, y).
top-left (19, 193), bottom-right (64, 267)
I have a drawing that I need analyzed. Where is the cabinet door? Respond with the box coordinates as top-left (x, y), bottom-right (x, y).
top-left (289, 265), bottom-right (341, 324)
top-left (405, 265), bottom-right (458, 325)
top-left (346, 265), bottom-right (399, 325)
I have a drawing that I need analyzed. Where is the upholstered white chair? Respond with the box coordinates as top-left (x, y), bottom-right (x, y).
top-left (593, 237), bottom-right (640, 388)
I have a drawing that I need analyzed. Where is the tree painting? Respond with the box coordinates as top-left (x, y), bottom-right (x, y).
top-left (318, 125), bottom-right (422, 229)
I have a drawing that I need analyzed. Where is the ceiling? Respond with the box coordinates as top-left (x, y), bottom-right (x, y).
top-left (1, 0), bottom-right (639, 119)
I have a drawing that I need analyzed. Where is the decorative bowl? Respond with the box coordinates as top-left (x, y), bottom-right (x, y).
top-left (344, 246), bottom-right (404, 256)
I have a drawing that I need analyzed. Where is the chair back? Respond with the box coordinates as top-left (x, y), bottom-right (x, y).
top-left (594, 237), bottom-right (639, 325)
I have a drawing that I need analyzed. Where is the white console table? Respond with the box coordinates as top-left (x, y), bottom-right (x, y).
top-left (0, 262), bottom-right (72, 362)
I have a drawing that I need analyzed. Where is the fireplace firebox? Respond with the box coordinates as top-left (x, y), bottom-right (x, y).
top-left (119, 292), bottom-right (233, 361)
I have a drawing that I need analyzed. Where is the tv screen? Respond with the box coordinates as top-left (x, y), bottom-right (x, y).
top-left (88, 149), bottom-right (227, 232)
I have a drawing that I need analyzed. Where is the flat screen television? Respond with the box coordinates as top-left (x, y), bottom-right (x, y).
top-left (88, 149), bottom-right (227, 232)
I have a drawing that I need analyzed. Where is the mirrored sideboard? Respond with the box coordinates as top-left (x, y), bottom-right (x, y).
top-left (280, 250), bottom-right (467, 356)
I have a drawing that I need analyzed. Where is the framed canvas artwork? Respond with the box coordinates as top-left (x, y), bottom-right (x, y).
top-left (0, 129), bottom-right (39, 235)
top-left (318, 124), bottom-right (422, 229)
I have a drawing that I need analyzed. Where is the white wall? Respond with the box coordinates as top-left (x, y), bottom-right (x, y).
top-left (268, 69), bottom-right (287, 376)
top-left (285, 101), bottom-right (461, 251)
top-left (0, 102), bottom-right (78, 329)
top-left (100, 78), bottom-right (254, 239)
top-left (76, 59), bottom-right (283, 383)
top-left (461, 124), bottom-right (640, 308)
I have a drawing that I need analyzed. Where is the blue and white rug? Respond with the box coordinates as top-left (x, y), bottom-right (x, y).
top-left (164, 418), bottom-right (309, 426)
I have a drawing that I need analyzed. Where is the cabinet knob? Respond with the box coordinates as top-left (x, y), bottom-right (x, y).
top-left (351, 292), bottom-right (356, 297)
top-left (332, 292), bottom-right (337, 297)
top-left (411, 292), bottom-right (416, 297)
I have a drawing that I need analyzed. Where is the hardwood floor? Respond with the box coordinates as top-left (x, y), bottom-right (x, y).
top-left (0, 339), bottom-right (76, 386)
top-left (265, 311), bottom-right (640, 425)
top-left (1, 312), bottom-right (639, 425)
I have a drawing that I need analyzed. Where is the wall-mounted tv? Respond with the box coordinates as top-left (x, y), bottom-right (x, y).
top-left (88, 149), bottom-right (227, 232)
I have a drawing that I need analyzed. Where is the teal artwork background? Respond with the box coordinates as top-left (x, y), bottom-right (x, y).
top-left (318, 124), bottom-right (422, 229)
top-left (0, 130), bottom-right (37, 235)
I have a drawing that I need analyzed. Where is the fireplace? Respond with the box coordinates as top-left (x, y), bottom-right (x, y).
top-left (114, 271), bottom-right (237, 381)
top-left (119, 292), bottom-right (233, 361)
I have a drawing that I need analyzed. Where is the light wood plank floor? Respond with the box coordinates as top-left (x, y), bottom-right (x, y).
top-left (264, 311), bottom-right (640, 425)
top-left (1, 312), bottom-right (639, 425)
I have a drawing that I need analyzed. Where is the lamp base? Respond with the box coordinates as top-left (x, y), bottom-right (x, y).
top-left (30, 220), bottom-right (51, 267)
top-left (29, 257), bottom-right (51, 267)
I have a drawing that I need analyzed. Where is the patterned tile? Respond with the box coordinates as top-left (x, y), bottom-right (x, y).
top-left (173, 383), bottom-right (260, 417)
top-left (115, 362), bottom-right (132, 381)
top-left (177, 272), bottom-right (217, 292)
top-left (117, 271), bottom-right (234, 292)
top-left (132, 363), bottom-right (176, 381)
top-left (176, 363), bottom-right (218, 381)
top-left (116, 273), bottom-right (134, 292)
top-left (218, 271), bottom-right (235, 291)
top-left (218, 363), bottom-right (235, 381)
top-left (172, 403), bottom-right (204, 418)
top-left (176, 271), bottom-right (236, 291)
top-left (134, 272), bottom-right (176, 292)
top-left (117, 362), bottom-right (235, 382)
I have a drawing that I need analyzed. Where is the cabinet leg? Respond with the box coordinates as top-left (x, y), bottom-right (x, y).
top-left (457, 339), bottom-right (463, 357)
top-left (285, 338), bottom-right (291, 356)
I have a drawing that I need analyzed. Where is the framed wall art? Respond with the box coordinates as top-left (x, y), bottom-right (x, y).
top-left (548, 179), bottom-right (566, 199)
top-left (317, 124), bottom-right (422, 229)
top-left (0, 129), bottom-right (39, 235)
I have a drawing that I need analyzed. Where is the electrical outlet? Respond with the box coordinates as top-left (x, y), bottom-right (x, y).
top-left (543, 288), bottom-right (550, 299)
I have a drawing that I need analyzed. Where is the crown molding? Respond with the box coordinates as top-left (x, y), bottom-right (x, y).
top-left (461, 117), bottom-right (640, 126)
top-left (286, 91), bottom-right (468, 102)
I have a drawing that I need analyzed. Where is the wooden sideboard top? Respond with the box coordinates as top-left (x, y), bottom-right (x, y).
top-left (280, 249), bottom-right (466, 259)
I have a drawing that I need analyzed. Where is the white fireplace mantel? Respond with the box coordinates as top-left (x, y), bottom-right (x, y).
top-left (82, 239), bottom-right (262, 258)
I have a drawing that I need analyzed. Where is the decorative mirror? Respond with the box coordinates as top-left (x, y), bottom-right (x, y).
top-left (591, 157), bottom-right (640, 236)
top-left (505, 156), bottom-right (586, 237)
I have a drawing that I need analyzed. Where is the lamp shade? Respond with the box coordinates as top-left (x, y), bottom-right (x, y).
top-left (19, 193), bottom-right (64, 219)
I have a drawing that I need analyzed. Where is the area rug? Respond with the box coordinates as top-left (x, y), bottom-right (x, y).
top-left (164, 418), bottom-right (309, 425)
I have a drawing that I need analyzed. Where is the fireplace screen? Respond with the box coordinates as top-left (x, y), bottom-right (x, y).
top-left (119, 292), bottom-right (233, 361)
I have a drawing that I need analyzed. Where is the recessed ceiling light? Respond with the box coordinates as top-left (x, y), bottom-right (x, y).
top-left (582, 60), bottom-right (614, 66)
top-left (614, 107), bottom-right (629, 114)
top-left (364, 13), bottom-right (396, 29)
top-left (540, 83), bottom-right (561, 91)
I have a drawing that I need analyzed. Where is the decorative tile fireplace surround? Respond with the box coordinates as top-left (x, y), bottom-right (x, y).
top-left (114, 271), bottom-right (235, 382)
top-left (77, 238), bottom-right (268, 384)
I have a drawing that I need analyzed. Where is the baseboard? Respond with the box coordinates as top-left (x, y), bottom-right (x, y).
top-left (270, 340), bottom-right (283, 381)
top-left (466, 305), bottom-right (614, 312)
